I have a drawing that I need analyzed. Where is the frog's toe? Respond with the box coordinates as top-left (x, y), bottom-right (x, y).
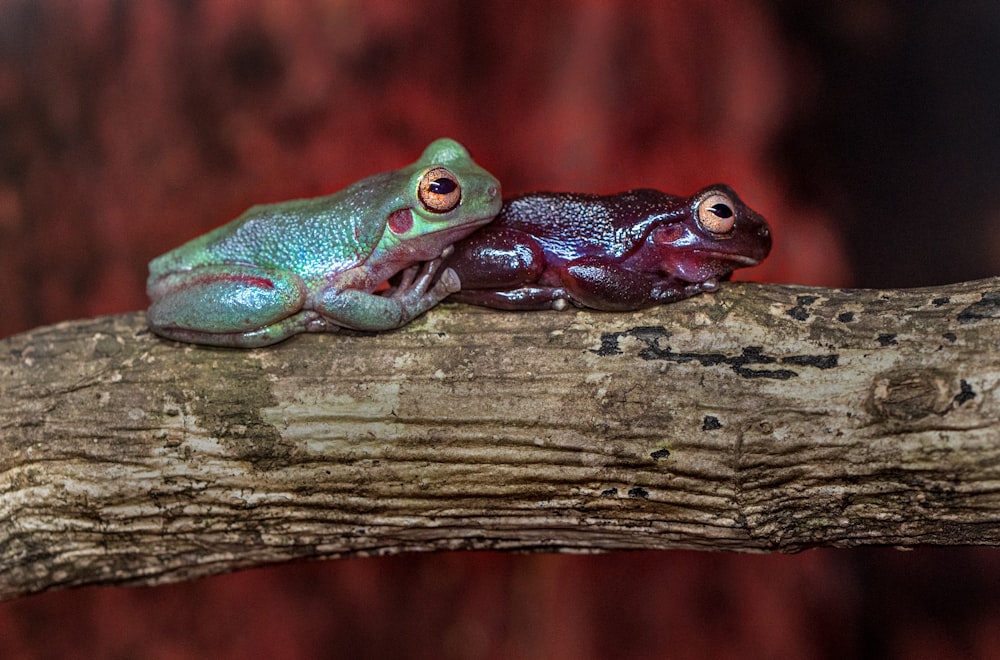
top-left (419, 251), bottom-right (450, 281)
top-left (437, 268), bottom-right (461, 294)
top-left (302, 311), bottom-right (335, 333)
top-left (397, 266), bottom-right (420, 292)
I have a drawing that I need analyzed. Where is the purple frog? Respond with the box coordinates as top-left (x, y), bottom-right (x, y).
top-left (442, 185), bottom-right (772, 310)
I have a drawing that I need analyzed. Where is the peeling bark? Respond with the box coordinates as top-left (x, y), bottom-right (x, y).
top-left (3, 279), bottom-right (1000, 601)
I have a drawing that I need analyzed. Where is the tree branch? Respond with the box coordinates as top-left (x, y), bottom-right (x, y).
top-left (3, 278), bottom-right (1000, 600)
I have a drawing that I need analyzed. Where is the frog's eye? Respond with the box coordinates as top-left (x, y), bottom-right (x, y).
top-left (418, 167), bottom-right (462, 213)
top-left (696, 192), bottom-right (737, 235)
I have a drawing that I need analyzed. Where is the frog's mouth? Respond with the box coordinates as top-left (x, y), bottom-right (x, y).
top-left (689, 250), bottom-right (761, 267)
top-left (427, 214), bottom-right (495, 240)
top-left (666, 248), bottom-right (762, 283)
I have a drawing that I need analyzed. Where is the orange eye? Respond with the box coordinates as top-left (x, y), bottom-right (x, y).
top-left (417, 167), bottom-right (462, 213)
top-left (696, 192), bottom-right (736, 235)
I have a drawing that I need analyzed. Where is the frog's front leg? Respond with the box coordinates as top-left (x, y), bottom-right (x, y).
top-left (313, 253), bottom-right (460, 331)
top-left (559, 257), bottom-right (716, 310)
top-left (557, 257), bottom-right (661, 310)
top-left (147, 264), bottom-right (314, 347)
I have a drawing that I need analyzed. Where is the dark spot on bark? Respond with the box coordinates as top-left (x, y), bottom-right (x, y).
top-left (650, 448), bottom-right (671, 460)
top-left (702, 416), bottom-right (722, 430)
top-left (92, 333), bottom-right (122, 358)
top-left (732, 347), bottom-right (797, 379)
top-left (627, 487), bottom-right (649, 499)
top-left (955, 379), bottom-right (976, 405)
top-left (868, 368), bottom-right (953, 421)
top-left (877, 333), bottom-right (898, 346)
top-left (782, 354), bottom-right (839, 369)
top-left (593, 333), bottom-right (625, 356)
top-left (592, 326), bottom-right (670, 356)
top-left (600, 488), bottom-right (618, 497)
top-left (932, 297), bottom-right (950, 306)
top-left (942, 332), bottom-right (957, 342)
top-left (594, 327), bottom-right (837, 380)
top-left (958, 291), bottom-right (1000, 324)
top-left (187, 354), bottom-right (291, 470)
top-left (837, 312), bottom-right (855, 322)
top-left (628, 326), bottom-right (673, 355)
top-left (786, 295), bottom-right (819, 321)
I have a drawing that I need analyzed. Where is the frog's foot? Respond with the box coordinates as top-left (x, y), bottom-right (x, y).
top-left (386, 246), bottom-right (457, 297)
top-left (699, 278), bottom-right (720, 293)
top-left (151, 310), bottom-right (324, 348)
top-left (448, 286), bottom-right (573, 311)
top-left (650, 278), bottom-right (719, 304)
top-left (300, 310), bottom-right (343, 334)
top-left (313, 253), bottom-right (460, 332)
top-left (385, 249), bottom-right (460, 308)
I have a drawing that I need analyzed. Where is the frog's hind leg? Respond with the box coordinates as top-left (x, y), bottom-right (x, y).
top-left (147, 265), bottom-right (311, 347)
top-left (153, 310), bottom-right (326, 348)
top-left (444, 227), bottom-right (545, 289)
top-left (445, 227), bottom-right (565, 309)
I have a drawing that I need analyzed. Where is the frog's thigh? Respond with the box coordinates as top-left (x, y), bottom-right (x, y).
top-left (148, 265), bottom-right (306, 333)
top-left (561, 258), bottom-right (655, 311)
top-left (446, 227), bottom-right (545, 289)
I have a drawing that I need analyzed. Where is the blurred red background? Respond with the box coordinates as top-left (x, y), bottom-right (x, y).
top-left (2, 1), bottom-right (1000, 658)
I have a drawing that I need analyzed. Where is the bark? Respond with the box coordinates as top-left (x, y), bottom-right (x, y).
top-left (3, 278), bottom-right (1000, 601)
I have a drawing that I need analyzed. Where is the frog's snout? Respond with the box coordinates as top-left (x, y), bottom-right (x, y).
top-left (756, 220), bottom-right (773, 256)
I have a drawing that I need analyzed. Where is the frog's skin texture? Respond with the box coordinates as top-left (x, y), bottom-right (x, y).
top-left (444, 185), bottom-right (771, 311)
top-left (147, 138), bottom-right (501, 347)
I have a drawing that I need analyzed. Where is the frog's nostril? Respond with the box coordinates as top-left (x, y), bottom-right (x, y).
top-left (488, 185), bottom-right (499, 198)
